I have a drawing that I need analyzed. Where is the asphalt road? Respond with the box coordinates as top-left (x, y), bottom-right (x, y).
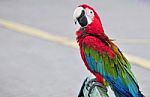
top-left (0, 0), bottom-right (150, 97)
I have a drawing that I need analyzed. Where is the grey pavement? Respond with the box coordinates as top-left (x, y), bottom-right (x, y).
top-left (0, 0), bottom-right (150, 97)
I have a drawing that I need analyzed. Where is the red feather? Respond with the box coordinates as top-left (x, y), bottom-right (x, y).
top-left (76, 4), bottom-right (115, 83)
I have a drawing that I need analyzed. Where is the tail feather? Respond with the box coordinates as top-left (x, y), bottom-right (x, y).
top-left (113, 88), bottom-right (131, 97)
top-left (137, 91), bottom-right (144, 97)
top-left (111, 86), bottom-right (144, 97)
top-left (107, 67), bottom-right (144, 97)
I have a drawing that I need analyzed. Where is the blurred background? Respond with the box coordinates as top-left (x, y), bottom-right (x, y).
top-left (0, 0), bottom-right (150, 97)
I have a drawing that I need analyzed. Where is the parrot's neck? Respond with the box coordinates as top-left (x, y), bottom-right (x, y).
top-left (76, 26), bottom-right (110, 46)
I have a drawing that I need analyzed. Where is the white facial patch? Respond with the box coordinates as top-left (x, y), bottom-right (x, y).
top-left (86, 14), bottom-right (92, 24)
top-left (85, 8), bottom-right (94, 24)
top-left (85, 8), bottom-right (94, 18)
top-left (73, 7), bottom-right (84, 21)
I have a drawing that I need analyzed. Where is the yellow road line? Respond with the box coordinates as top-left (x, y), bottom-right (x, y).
top-left (124, 54), bottom-right (150, 69)
top-left (118, 39), bottom-right (150, 44)
top-left (0, 18), bottom-right (150, 69)
top-left (0, 19), bottom-right (76, 47)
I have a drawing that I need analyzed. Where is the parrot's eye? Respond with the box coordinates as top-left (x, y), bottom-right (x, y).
top-left (89, 10), bottom-right (94, 17)
top-left (85, 8), bottom-right (94, 19)
top-left (90, 10), bottom-right (93, 14)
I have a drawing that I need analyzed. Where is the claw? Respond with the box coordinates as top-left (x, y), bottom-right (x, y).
top-left (93, 82), bottom-right (107, 92)
top-left (78, 77), bottom-right (109, 97)
top-left (86, 78), bottom-right (96, 90)
top-left (88, 82), bottom-right (108, 97)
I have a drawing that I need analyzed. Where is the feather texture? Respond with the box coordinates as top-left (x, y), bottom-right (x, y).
top-left (78, 35), bottom-right (143, 97)
top-left (75, 4), bottom-right (143, 97)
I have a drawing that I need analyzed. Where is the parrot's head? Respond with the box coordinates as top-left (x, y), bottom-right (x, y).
top-left (73, 4), bottom-right (104, 33)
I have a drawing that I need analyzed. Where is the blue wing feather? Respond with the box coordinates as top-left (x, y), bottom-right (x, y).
top-left (81, 36), bottom-right (143, 97)
top-left (84, 51), bottom-right (143, 97)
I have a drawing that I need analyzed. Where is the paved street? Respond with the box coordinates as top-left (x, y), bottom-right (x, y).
top-left (0, 0), bottom-right (150, 97)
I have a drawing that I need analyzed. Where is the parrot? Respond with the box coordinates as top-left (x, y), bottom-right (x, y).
top-left (73, 4), bottom-right (144, 97)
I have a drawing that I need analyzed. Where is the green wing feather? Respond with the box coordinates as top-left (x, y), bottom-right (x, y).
top-left (83, 41), bottom-right (140, 96)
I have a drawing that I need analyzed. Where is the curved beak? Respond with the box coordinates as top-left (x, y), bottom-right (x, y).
top-left (73, 7), bottom-right (88, 27)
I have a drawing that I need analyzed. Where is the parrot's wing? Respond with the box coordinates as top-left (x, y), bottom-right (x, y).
top-left (82, 36), bottom-right (142, 97)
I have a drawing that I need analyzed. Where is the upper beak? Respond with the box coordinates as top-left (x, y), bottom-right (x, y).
top-left (73, 7), bottom-right (88, 27)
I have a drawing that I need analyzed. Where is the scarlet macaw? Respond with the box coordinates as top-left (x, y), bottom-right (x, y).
top-left (73, 4), bottom-right (144, 97)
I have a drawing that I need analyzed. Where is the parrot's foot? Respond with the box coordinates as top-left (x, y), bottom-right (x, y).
top-left (86, 78), bottom-right (96, 90)
top-left (78, 77), bottom-right (109, 97)
top-left (88, 82), bottom-right (108, 97)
